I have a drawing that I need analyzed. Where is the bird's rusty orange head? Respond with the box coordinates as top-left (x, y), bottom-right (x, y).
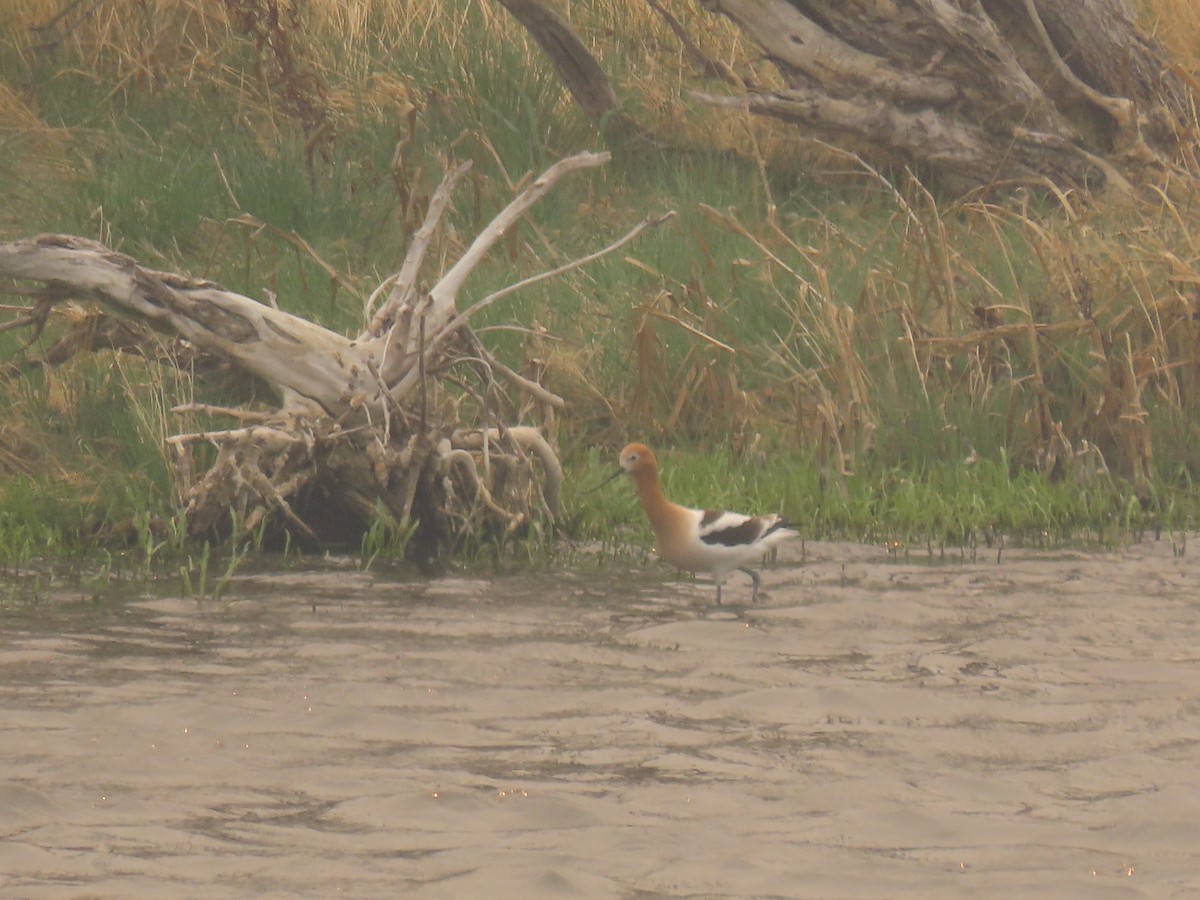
top-left (618, 442), bottom-right (658, 478)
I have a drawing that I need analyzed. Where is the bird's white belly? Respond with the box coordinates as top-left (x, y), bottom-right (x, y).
top-left (666, 536), bottom-right (767, 579)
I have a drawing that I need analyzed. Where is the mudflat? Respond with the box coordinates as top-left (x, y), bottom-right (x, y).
top-left (2, 537), bottom-right (1198, 898)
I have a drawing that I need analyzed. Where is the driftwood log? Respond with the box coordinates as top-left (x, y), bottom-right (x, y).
top-left (498, 0), bottom-right (1194, 194)
top-left (691, 0), bottom-right (1194, 193)
top-left (0, 151), bottom-right (669, 552)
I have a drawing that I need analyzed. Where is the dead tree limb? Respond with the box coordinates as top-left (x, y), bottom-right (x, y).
top-left (493, 0), bottom-right (647, 144)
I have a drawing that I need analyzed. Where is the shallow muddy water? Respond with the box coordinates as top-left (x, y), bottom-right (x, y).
top-left (2, 538), bottom-right (1200, 899)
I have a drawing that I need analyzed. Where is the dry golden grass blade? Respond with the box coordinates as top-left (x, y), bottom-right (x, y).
top-left (630, 299), bottom-right (665, 425)
top-left (641, 306), bottom-right (735, 354)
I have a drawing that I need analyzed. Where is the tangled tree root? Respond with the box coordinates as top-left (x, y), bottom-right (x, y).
top-left (0, 152), bottom-right (671, 553)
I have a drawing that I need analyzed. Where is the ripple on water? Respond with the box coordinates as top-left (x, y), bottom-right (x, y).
top-left (0, 545), bottom-right (1199, 897)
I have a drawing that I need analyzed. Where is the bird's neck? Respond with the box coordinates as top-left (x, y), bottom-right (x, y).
top-left (633, 470), bottom-right (677, 532)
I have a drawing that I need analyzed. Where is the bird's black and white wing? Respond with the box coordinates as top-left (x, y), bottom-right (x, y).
top-left (696, 509), bottom-right (788, 548)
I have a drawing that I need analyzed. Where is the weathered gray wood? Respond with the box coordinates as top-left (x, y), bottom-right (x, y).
top-left (0, 152), bottom-right (657, 547)
top-left (370, 151), bottom-right (610, 391)
top-left (493, 0), bottom-right (1189, 190)
top-left (0, 234), bottom-right (377, 416)
top-left (693, 0), bottom-right (1191, 192)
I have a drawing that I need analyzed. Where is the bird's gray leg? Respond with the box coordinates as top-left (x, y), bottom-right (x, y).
top-left (739, 567), bottom-right (761, 603)
top-left (715, 579), bottom-right (724, 604)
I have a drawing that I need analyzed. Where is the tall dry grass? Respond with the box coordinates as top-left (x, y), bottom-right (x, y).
top-left (1, 0), bottom-right (784, 161)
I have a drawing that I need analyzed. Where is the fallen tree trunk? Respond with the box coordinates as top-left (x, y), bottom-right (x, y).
top-left (0, 151), bottom-right (670, 552)
top-left (689, 0), bottom-right (1194, 193)
top-left (501, 0), bottom-right (1194, 194)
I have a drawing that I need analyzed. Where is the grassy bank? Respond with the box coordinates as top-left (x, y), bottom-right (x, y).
top-left (1, 0), bottom-right (1200, 575)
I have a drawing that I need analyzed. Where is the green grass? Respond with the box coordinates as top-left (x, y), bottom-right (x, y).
top-left (565, 444), bottom-right (1198, 557)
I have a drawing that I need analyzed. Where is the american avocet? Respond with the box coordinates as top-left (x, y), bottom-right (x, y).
top-left (600, 443), bottom-right (796, 603)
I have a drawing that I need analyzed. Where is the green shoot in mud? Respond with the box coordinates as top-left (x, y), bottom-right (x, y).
top-left (179, 541), bottom-right (247, 603)
top-left (360, 504), bottom-right (420, 571)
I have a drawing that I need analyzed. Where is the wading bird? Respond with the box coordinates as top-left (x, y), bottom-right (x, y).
top-left (598, 443), bottom-right (796, 603)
